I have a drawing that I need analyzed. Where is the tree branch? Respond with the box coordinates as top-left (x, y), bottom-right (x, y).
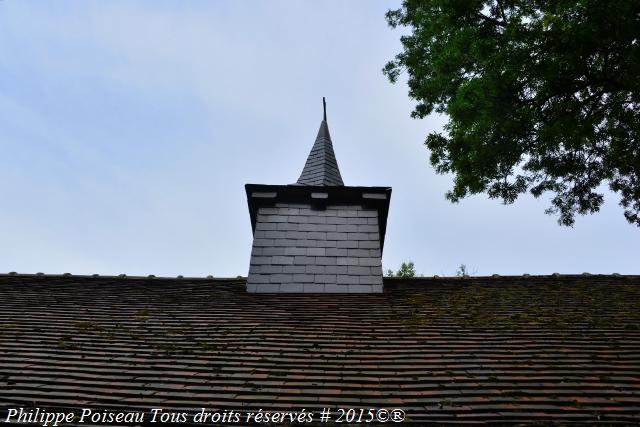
top-left (496, 0), bottom-right (508, 22)
top-left (476, 12), bottom-right (506, 28)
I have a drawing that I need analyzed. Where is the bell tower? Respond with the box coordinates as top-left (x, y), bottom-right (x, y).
top-left (245, 99), bottom-right (391, 293)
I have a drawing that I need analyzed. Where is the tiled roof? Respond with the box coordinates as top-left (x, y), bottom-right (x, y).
top-left (1, 273), bottom-right (640, 424)
top-left (296, 119), bottom-right (344, 186)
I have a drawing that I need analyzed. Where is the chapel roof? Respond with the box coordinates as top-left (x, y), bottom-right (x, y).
top-left (1, 273), bottom-right (639, 424)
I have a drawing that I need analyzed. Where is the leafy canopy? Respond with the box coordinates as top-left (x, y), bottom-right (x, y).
top-left (384, 0), bottom-right (640, 226)
top-left (386, 261), bottom-right (417, 278)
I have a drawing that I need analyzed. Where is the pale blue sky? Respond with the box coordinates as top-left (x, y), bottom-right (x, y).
top-left (1, 1), bottom-right (637, 277)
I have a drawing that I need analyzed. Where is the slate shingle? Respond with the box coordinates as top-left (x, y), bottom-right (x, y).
top-left (248, 203), bottom-right (383, 293)
top-left (296, 120), bottom-right (344, 186)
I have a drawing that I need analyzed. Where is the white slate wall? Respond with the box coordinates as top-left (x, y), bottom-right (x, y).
top-left (247, 203), bottom-right (383, 293)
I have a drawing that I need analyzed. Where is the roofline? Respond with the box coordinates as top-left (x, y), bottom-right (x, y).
top-left (383, 273), bottom-right (640, 281)
top-left (0, 273), bottom-right (244, 281)
top-left (245, 183), bottom-right (392, 193)
top-left (1, 273), bottom-right (638, 281)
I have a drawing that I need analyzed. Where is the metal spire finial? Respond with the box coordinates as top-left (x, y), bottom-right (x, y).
top-left (323, 97), bottom-right (327, 122)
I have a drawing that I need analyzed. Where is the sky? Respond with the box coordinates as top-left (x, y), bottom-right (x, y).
top-left (1, 1), bottom-right (638, 278)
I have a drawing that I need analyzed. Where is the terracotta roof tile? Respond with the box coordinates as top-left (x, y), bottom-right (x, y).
top-left (0, 274), bottom-right (639, 424)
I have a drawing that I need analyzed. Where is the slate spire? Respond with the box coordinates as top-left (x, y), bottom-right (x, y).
top-left (296, 98), bottom-right (344, 186)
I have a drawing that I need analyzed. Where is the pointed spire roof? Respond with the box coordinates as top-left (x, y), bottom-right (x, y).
top-left (296, 98), bottom-right (344, 186)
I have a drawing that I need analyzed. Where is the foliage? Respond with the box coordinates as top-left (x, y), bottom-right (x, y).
top-left (456, 264), bottom-right (469, 277)
top-left (387, 261), bottom-right (417, 278)
top-left (384, 0), bottom-right (640, 226)
top-left (455, 264), bottom-right (478, 276)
